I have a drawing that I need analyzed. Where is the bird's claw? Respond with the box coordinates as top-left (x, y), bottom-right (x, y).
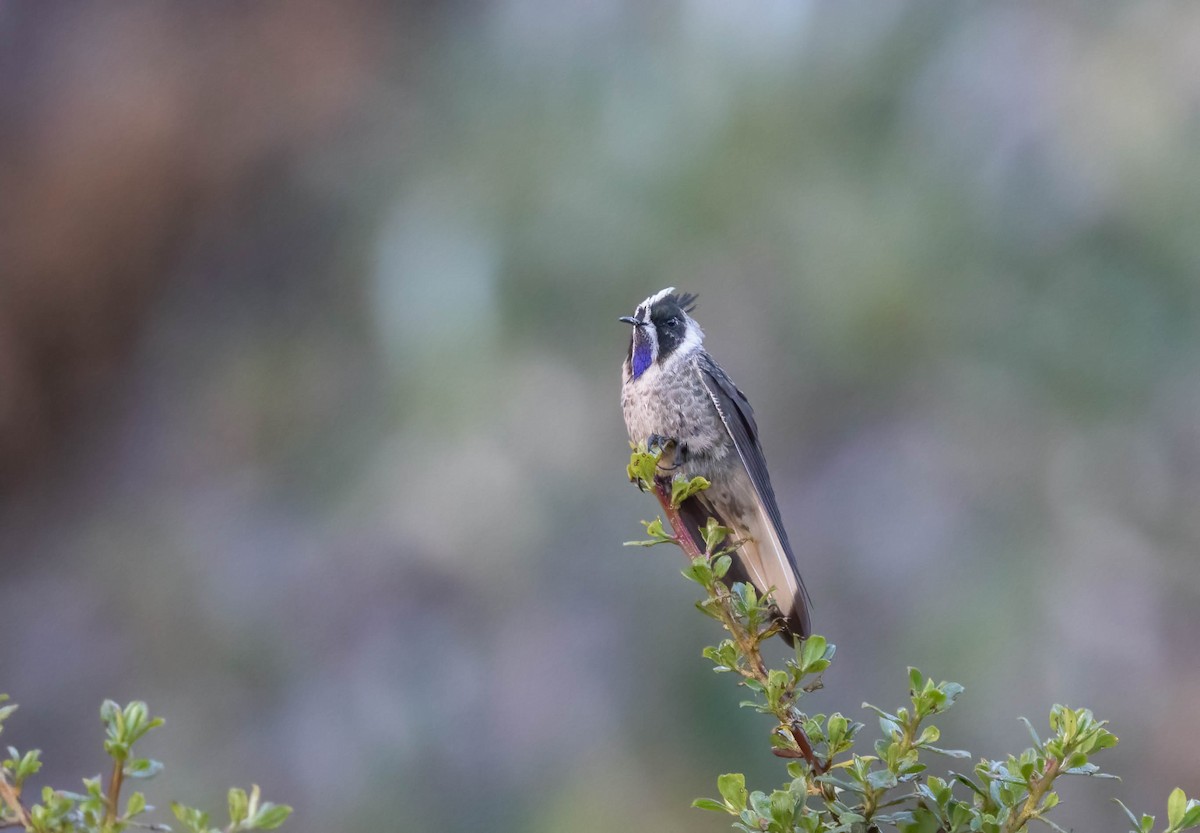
top-left (646, 434), bottom-right (688, 470)
top-left (646, 433), bottom-right (672, 455)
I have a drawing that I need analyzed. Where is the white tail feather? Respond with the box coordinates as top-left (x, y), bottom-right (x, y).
top-left (739, 505), bottom-right (801, 617)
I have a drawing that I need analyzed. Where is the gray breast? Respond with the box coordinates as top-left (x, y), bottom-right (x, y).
top-left (622, 357), bottom-right (733, 473)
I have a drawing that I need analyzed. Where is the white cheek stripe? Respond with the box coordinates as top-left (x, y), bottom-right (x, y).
top-left (639, 318), bottom-right (658, 359)
top-left (658, 317), bottom-right (705, 374)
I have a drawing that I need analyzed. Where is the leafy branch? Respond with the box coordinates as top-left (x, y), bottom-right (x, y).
top-left (625, 445), bottom-right (832, 774)
top-left (0, 695), bottom-right (290, 833)
top-left (624, 445), bottom-right (1200, 833)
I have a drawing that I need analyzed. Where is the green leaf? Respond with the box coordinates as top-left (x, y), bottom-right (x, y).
top-left (763, 670), bottom-right (788, 710)
top-left (748, 790), bottom-right (772, 818)
top-left (172, 802), bottom-right (213, 833)
top-left (100, 699), bottom-right (121, 727)
top-left (124, 702), bottom-right (149, 738)
top-left (682, 557), bottom-right (713, 587)
top-left (770, 790), bottom-right (798, 828)
top-left (125, 791), bottom-right (147, 818)
top-left (1169, 788), bottom-right (1187, 830)
top-left (953, 774), bottom-right (987, 799)
top-left (898, 806), bottom-right (942, 833)
top-left (671, 475), bottom-right (710, 507)
top-left (11, 749), bottom-right (42, 784)
top-left (711, 554), bottom-right (732, 579)
top-left (861, 703), bottom-right (900, 723)
top-left (702, 518), bottom-right (732, 551)
top-left (702, 641), bottom-right (739, 672)
top-left (717, 773), bottom-right (748, 811)
top-left (1018, 760), bottom-right (1035, 782)
top-left (229, 787), bottom-right (250, 825)
top-left (83, 775), bottom-right (104, 798)
top-left (624, 517), bottom-right (674, 547)
top-left (124, 757), bottom-right (164, 779)
top-left (1113, 798), bottom-right (1142, 830)
top-left (646, 517), bottom-right (669, 539)
top-left (731, 582), bottom-right (758, 615)
top-left (936, 682), bottom-right (965, 711)
top-left (626, 447), bottom-right (661, 487)
top-left (867, 769), bottom-right (898, 791)
top-left (692, 798), bottom-right (730, 813)
top-left (799, 635), bottom-right (827, 673)
top-left (875, 811), bottom-right (915, 825)
top-left (916, 725), bottom-right (940, 746)
top-left (1018, 716), bottom-right (1043, 751)
top-left (908, 667), bottom-right (924, 694)
top-left (1064, 751), bottom-right (1089, 771)
top-left (252, 802), bottom-right (292, 830)
top-left (827, 713), bottom-right (848, 747)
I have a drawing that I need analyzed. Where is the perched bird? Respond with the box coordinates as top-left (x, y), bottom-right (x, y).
top-left (620, 288), bottom-right (811, 642)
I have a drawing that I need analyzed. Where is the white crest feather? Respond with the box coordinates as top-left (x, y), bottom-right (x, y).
top-left (635, 286), bottom-right (677, 321)
top-left (643, 286), bottom-right (677, 307)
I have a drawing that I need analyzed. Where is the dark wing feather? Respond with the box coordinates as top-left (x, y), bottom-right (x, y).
top-left (695, 354), bottom-right (812, 637)
top-left (675, 494), bottom-right (761, 600)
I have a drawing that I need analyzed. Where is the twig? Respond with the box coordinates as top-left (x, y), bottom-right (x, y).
top-left (1005, 757), bottom-right (1059, 833)
top-left (103, 756), bottom-right (124, 828)
top-left (650, 473), bottom-right (827, 775)
top-left (0, 770), bottom-right (30, 830)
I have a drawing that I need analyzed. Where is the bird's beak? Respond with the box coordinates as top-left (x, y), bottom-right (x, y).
top-left (619, 316), bottom-right (641, 325)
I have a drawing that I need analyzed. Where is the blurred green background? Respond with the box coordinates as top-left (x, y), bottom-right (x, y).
top-left (2, 2), bottom-right (1199, 831)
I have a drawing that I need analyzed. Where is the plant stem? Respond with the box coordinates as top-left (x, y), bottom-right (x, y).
top-left (104, 756), bottom-right (124, 829)
top-left (0, 771), bottom-right (29, 830)
top-left (651, 473), bottom-right (825, 774)
top-left (1005, 757), bottom-right (1059, 833)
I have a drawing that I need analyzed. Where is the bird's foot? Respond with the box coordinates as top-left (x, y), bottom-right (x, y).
top-left (645, 433), bottom-right (673, 455)
top-left (646, 434), bottom-right (689, 471)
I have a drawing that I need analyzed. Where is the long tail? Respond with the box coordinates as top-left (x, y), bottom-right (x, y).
top-left (676, 497), bottom-right (809, 645)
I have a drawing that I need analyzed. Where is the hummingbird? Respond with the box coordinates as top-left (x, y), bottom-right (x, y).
top-left (620, 287), bottom-right (811, 642)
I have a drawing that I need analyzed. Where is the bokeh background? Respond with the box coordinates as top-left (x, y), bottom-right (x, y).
top-left (2, 2), bottom-right (1199, 831)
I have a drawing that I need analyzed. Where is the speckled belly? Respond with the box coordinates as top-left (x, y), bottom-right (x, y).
top-left (621, 359), bottom-right (737, 486)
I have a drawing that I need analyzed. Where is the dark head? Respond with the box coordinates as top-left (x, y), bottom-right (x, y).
top-left (620, 287), bottom-right (703, 380)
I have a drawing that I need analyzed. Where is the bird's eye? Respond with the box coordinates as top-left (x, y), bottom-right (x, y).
top-left (666, 317), bottom-right (681, 329)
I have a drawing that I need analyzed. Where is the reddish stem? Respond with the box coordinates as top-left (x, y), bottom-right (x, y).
top-left (650, 473), bottom-right (826, 774)
top-left (0, 772), bottom-right (29, 830)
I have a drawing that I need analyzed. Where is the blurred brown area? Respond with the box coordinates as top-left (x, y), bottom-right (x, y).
top-left (0, 3), bottom-right (1198, 833)
top-left (0, 1), bottom-right (401, 490)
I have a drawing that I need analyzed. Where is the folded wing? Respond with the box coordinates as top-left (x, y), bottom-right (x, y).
top-left (693, 355), bottom-right (812, 640)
